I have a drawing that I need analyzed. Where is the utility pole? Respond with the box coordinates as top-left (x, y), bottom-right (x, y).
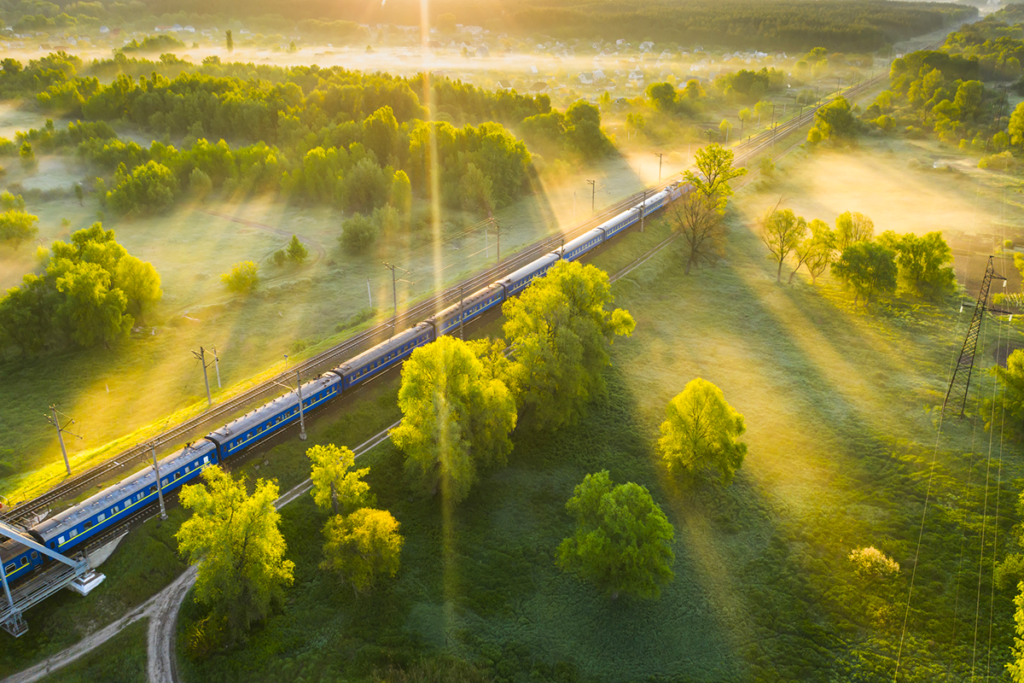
top-left (586, 179), bottom-right (596, 213)
top-left (367, 278), bottom-right (372, 309)
top-left (192, 347), bottom-right (215, 406)
top-left (212, 347), bottom-right (221, 389)
top-left (459, 284), bottom-right (465, 339)
top-left (488, 222), bottom-right (504, 262)
top-left (836, 76), bottom-right (841, 96)
top-left (654, 152), bottom-right (663, 181)
top-left (151, 443), bottom-right (166, 520)
top-left (295, 370), bottom-right (307, 440)
top-left (638, 189), bottom-right (647, 232)
top-left (46, 405), bottom-right (80, 476)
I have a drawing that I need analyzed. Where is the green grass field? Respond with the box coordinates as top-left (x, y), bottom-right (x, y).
top-left (170, 145), bottom-right (1024, 682)
top-left (38, 618), bottom-right (149, 683)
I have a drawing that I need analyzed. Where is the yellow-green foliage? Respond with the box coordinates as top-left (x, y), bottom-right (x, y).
top-left (658, 378), bottom-right (747, 484)
top-left (320, 508), bottom-right (403, 593)
top-left (307, 443), bottom-right (373, 515)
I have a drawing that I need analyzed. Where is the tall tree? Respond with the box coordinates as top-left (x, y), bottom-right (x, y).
top-left (177, 467), bottom-right (295, 636)
top-left (225, 30), bottom-right (233, 53)
top-left (1010, 579), bottom-right (1024, 683)
top-left (362, 105), bottom-right (399, 163)
top-left (307, 443), bottom-right (373, 516)
top-left (391, 335), bottom-right (517, 503)
top-left (790, 218), bottom-right (836, 284)
top-left (320, 508), bottom-right (403, 595)
top-left (835, 211), bottom-right (874, 252)
top-left (114, 254), bottom-right (162, 324)
top-left (683, 143), bottom-right (747, 208)
top-left (0, 210), bottom-right (38, 248)
top-left (813, 96), bottom-right (858, 142)
top-left (668, 190), bottom-right (725, 275)
top-left (658, 378), bottom-right (747, 484)
top-left (503, 260), bottom-right (634, 431)
top-left (52, 260), bottom-right (131, 347)
top-left (759, 205), bottom-right (807, 282)
top-left (556, 471), bottom-right (675, 600)
top-left (878, 230), bottom-right (956, 300)
top-left (221, 261), bottom-right (259, 294)
top-left (1011, 102), bottom-right (1024, 150)
top-left (831, 241), bottom-right (898, 304)
top-left (285, 234), bottom-right (308, 263)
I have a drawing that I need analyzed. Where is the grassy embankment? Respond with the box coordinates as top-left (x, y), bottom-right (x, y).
top-left (171, 141), bottom-right (1024, 682)
top-left (40, 619), bottom-right (149, 683)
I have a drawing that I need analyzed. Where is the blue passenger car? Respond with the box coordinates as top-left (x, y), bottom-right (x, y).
top-left (206, 374), bottom-right (342, 460)
top-left (334, 322), bottom-right (434, 390)
top-left (498, 253), bottom-right (560, 298)
top-left (33, 440), bottom-right (218, 556)
top-left (427, 284), bottom-right (506, 337)
top-left (1, 537), bottom-right (42, 585)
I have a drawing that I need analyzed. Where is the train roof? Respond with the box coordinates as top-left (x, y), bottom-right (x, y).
top-left (0, 535), bottom-right (31, 563)
top-left (427, 284), bottom-right (503, 324)
top-left (207, 373), bottom-right (341, 444)
top-left (497, 252), bottom-right (559, 286)
top-left (33, 440), bottom-right (217, 541)
top-left (334, 322), bottom-right (432, 373)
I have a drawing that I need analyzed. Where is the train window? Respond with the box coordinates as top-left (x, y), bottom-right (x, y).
top-left (31, 552), bottom-right (37, 560)
top-left (4, 564), bottom-right (13, 573)
top-left (98, 513), bottom-right (106, 522)
top-left (21, 557), bottom-right (27, 566)
top-left (203, 456), bottom-right (209, 464)
top-left (57, 538), bottom-right (63, 546)
top-left (174, 472), bottom-right (181, 480)
top-left (113, 505), bottom-right (118, 513)
top-left (150, 485), bottom-right (157, 494)
top-left (84, 521), bottom-right (93, 531)
top-left (69, 530), bottom-right (78, 539)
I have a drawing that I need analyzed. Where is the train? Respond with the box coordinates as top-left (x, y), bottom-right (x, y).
top-left (0, 181), bottom-right (686, 587)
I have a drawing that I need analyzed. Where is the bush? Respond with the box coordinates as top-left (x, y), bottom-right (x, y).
top-left (107, 161), bottom-right (179, 216)
top-left (0, 210), bottom-right (39, 248)
top-left (189, 168), bottom-right (212, 199)
top-left (285, 235), bottom-right (308, 263)
top-left (1006, 239), bottom-right (1015, 250)
top-left (221, 261), bottom-right (260, 294)
top-left (273, 249), bottom-right (286, 266)
top-left (341, 213), bottom-right (379, 253)
top-left (978, 151), bottom-right (1018, 171)
top-left (849, 547), bottom-right (899, 580)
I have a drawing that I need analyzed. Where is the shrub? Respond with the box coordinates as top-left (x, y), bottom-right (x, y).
top-left (849, 547), bottom-right (899, 581)
top-left (189, 168), bottom-right (212, 199)
top-left (978, 151), bottom-right (1018, 171)
top-left (341, 213), bottom-right (379, 253)
top-left (221, 261), bottom-right (260, 294)
top-left (273, 249), bottom-right (286, 266)
top-left (107, 161), bottom-right (179, 216)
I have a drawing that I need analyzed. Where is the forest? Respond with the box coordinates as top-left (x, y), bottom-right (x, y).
top-left (0, 0), bottom-right (977, 52)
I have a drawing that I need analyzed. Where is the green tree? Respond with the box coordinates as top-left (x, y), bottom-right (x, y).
top-left (718, 118), bottom-right (733, 141)
top-left (225, 30), bottom-right (233, 53)
top-left (321, 509), bottom-right (403, 594)
top-left (273, 249), bottom-right (286, 266)
top-left (307, 443), bottom-right (373, 516)
top-left (0, 210), bottom-right (38, 248)
top-left (759, 206), bottom-right (807, 282)
top-left (790, 218), bottom-right (836, 284)
top-left (556, 471), bottom-right (675, 600)
top-left (285, 234), bottom-right (308, 263)
top-left (814, 96), bottom-right (858, 142)
top-left (391, 335), bottom-right (517, 503)
top-left (683, 144), bottom-right (747, 209)
top-left (343, 157), bottom-right (389, 213)
top-left (177, 466), bottom-right (295, 636)
top-left (646, 82), bottom-right (677, 111)
top-left (113, 253), bottom-right (162, 324)
top-left (835, 211), bottom-right (874, 252)
top-left (1010, 577), bottom-right (1024, 682)
top-left (363, 105), bottom-right (399, 164)
top-left (658, 378), bottom-right (747, 484)
top-left (221, 261), bottom-right (259, 294)
top-left (189, 168), bottom-right (212, 199)
top-left (987, 350), bottom-right (1024, 444)
top-left (390, 169), bottom-right (412, 214)
top-left (667, 189), bottom-right (724, 275)
top-left (459, 162), bottom-right (493, 214)
top-left (19, 142), bottom-right (35, 169)
top-left (0, 192), bottom-right (25, 211)
top-left (1011, 102), bottom-right (1024, 150)
top-left (503, 260), bottom-right (634, 430)
top-left (53, 260), bottom-right (131, 347)
top-left (74, 183), bottom-right (83, 206)
top-left (878, 230), bottom-right (956, 300)
top-left (340, 213), bottom-right (379, 253)
top-left (107, 161), bottom-right (179, 216)
top-left (831, 241), bottom-right (898, 304)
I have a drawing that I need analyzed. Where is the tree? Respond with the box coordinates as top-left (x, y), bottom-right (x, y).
top-left (340, 213), bottom-right (379, 253)
top-left (391, 335), bottom-right (517, 503)
top-left (221, 261), bottom-right (259, 294)
top-left (658, 378), bottom-right (747, 484)
top-left (503, 260), bottom-right (634, 431)
top-left (556, 471), bottom-right (675, 600)
top-left (831, 241), bottom-right (897, 304)
top-left (273, 249), bottom-right (286, 266)
top-left (814, 96), bottom-right (858, 142)
top-left (1011, 102), bottom-right (1024, 150)
top-left (343, 157), bottom-right (389, 213)
top-left (459, 162), bottom-right (493, 214)
top-left (878, 230), bottom-right (956, 300)
top-left (19, 142), bottom-right (35, 169)
top-left (790, 218), bottom-right (836, 284)
top-left (719, 118), bottom-right (733, 141)
top-left (177, 467), bottom-right (295, 636)
top-left (106, 161), bottom-right (179, 216)
top-left (759, 205), bottom-right (807, 282)
top-left (74, 183), bottom-right (83, 206)
top-left (363, 105), bottom-right (399, 163)
top-left (114, 253), bottom-right (162, 324)
top-left (835, 211), bottom-right (874, 252)
top-left (285, 234), bottom-right (308, 263)
top-left (683, 144), bottom-right (747, 208)
top-left (53, 260), bottom-right (131, 347)
top-left (321, 509), bottom-right (403, 594)
top-left (986, 350), bottom-right (1024, 444)
top-left (667, 188), bottom-right (725, 275)
top-left (646, 82), bottom-right (677, 111)
top-left (307, 443), bottom-right (373, 516)
top-left (1009, 582), bottom-right (1024, 683)
top-left (225, 30), bottom-right (233, 53)
top-left (390, 169), bottom-right (412, 214)
top-left (0, 210), bottom-right (38, 248)
top-left (189, 168), bottom-right (212, 199)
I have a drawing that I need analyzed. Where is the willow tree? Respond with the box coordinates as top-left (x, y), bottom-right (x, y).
top-left (177, 467), bottom-right (295, 636)
top-left (307, 443), bottom-right (374, 516)
top-left (321, 508), bottom-right (404, 594)
top-left (391, 335), bottom-right (517, 503)
top-left (503, 260), bottom-right (634, 430)
top-left (658, 378), bottom-right (747, 484)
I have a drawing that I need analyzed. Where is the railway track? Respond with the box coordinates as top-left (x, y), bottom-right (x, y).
top-left (0, 71), bottom-right (887, 527)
